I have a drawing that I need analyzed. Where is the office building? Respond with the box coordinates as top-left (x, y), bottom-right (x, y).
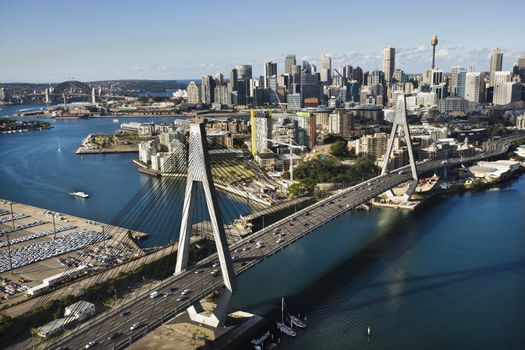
top-left (229, 68), bottom-right (238, 92)
top-left (290, 65), bottom-right (302, 86)
top-left (438, 97), bottom-right (469, 113)
top-left (264, 61), bottom-right (277, 88)
top-left (320, 54), bottom-right (332, 83)
top-left (285, 54), bottom-right (296, 75)
top-left (238, 65), bottom-right (253, 80)
top-left (351, 67), bottom-right (364, 85)
top-left (186, 81), bottom-right (201, 104)
top-left (214, 84), bottom-right (231, 105)
top-left (201, 75), bottom-right (215, 105)
top-left (465, 72), bottom-right (485, 103)
top-left (490, 48), bottom-right (503, 86)
top-left (301, 71), bottom-right (321, 105)
top-left (250, 111), bottom-right (272, 156)
top-left (383, 47), bottom-right (395, 86)
top-left (492, 71), bottom-right (512, 105)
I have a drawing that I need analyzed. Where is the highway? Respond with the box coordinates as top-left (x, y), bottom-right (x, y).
top-left (48, 134), bottom-right (524, 350)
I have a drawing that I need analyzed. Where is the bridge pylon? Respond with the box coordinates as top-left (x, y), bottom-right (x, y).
top-left (174, 119), bottom-right (236, 327)
top-left (381, 94), bottom-right (418, 200)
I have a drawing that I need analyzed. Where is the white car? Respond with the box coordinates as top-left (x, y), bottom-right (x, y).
top-left (130, 322), bottom-right (141, 331)
top-left (85, 340), bottom-right (96, 348)
top-left (181, 288), bottom-right (191, 295)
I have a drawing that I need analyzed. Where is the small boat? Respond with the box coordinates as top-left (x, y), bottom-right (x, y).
top-left (289, 314), bottom-right (307, 329)
top-left (367, 325), bottom-right (371, 336)
top-left (69, 191), bottom-right (89, 198)
top-left (277, 297), bottom-right (296, 337)
top-left (113, 118), bottom-right (119, 123)
top-left (251, 331), bottom-right (271, 345)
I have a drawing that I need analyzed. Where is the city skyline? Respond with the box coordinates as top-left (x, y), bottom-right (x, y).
top-left (1, 0), bottom-right (525, 83)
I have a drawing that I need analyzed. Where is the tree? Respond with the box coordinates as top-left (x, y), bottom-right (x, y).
top-left (288, 183), bottom-right (308, 197)
top-left (329, 140), bottom-right (350, 158)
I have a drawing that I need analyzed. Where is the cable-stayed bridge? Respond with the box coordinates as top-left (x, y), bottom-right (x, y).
top-left (28, 97), bottom-right (523, 350)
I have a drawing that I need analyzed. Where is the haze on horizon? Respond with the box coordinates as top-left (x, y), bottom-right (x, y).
top-left (1, 0), bottom-right (524, 83)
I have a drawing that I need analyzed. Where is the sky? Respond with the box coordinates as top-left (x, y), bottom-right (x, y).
top-left (1, 0), bottom-right (524, 83)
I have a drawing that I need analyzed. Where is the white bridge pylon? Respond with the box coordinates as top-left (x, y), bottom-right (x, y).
top-left (381, 94), bottom-right (419, 199)
top-left (174, 119), bottom-right (236, 327)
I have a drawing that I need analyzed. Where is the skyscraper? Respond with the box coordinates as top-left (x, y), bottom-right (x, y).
top-left (264, 61), bottom-right (277, 88)
top-left (490, 48), bottom-right (503, 86)
top-left (285, 54), bottom-right (296, 75)
top-left (383, 47), bottom-right (395, 86)
top-left (465, 72), bottom-right (485, 103)
top-left (492, 71), bottom-right (511, 105)
top-left (238, 65), bottom-right (253, 80)
top-left (186, 81), bottom-right (201, 104)
top-left (201, 75), bottom-right (215, 105)
top-left (320, 54), bottom-right (332, 83)
top-left (229, 68), bottom-right (238, 92)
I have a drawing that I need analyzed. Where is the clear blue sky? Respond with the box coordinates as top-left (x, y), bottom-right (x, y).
top-left (1, 0), bottom-right (524, 83)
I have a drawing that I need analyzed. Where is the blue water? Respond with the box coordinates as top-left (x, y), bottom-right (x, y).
top-left (0, 106), bottom-right (251, 247)
top-left (1, 105), bottom-right (524, 349)
top-left (232, 178), bottom-right (525, 349)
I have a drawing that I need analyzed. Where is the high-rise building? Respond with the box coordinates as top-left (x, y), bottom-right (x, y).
top-left (492, 71), bottom-right (512, 105)
top-left (186, 81), bottom-right (201, 104)
top-left (301, 71), bottom-right (321, 105)
top-left (351, 67), bottom-right (364, 85)
top-left (290, 65), bottom-right (302, 86)
top-left (490, 48), bottom-right (503, 86)
top-left (214, 84), bottom-right (231, 105)
top-left (250, 111), bottom-right (272, 155)
top-left (368, 70), bottom-right (385, 86)
top-left (320, 54), bottom-right (332, 83)
top-left (456, 69), bottom-right (467, 98)
top-left (229, 68), bottom-right (238, 92)
top-left (201, 75), bottom-right (215, 104)
top-left (450, 66), bottom-right (467, 96)
top-left (383, 47), bottom-right (395, 86)
top-left (393, 69), bottom-right (405, 84)
top-left (264, 61), bottom-right (277, 88)
top-left (285, 54), bottom-right (296, 75)
top-left (431, 68), bottom-right (443, 85)
top-left (238, 65), bottom-right (253, 80)
top-left (215, 73), bottom-right (224, 86)
top-left (465, 72), bottom-right (485, 103)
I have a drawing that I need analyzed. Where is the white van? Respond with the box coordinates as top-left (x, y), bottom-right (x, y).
top-left (149, 291), bottom-right (159, 299)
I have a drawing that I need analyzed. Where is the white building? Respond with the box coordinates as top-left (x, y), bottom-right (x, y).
top-left (517, 114), bottom-right (525, 130)
top-left (138, 140), bottom-right (158, 164)
top-left (64, 300), bottom-right (96, 321)
top-left (469, 160), bottom-right (520, 180)
top-left (465, 72), bottom-right (485, 103)
top-left (492, 71), bottom-right (512, 105)
top-left (186, 81), bottom-right (201, 104)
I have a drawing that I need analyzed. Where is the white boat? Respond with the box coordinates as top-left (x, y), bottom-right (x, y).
top-left (290, 314), bottom-right (307, 329)
top-left (113, 119), bottom-right (119, 123)
top-left (69, 191), bottom-right (89, 198)
top-left (277, 297), bottom-right (296, 337)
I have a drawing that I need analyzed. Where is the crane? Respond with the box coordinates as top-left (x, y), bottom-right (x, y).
top-left (264, 137), bottom-right (305, 182)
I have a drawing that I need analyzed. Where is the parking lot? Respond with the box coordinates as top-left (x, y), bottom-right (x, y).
top-left (0, 200), bottom-right (142, 304)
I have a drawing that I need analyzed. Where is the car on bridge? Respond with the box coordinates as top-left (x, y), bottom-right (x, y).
top-left (130, 322), bottom-right (142, 331)
top-left (84, 340), bottom-right (96, 348)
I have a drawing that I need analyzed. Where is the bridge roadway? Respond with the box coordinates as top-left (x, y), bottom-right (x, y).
top-left (50, 134), bottom-right (523, 350)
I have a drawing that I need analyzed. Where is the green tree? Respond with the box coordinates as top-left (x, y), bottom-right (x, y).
top-left (329, 140), bottom-right (349, 158)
